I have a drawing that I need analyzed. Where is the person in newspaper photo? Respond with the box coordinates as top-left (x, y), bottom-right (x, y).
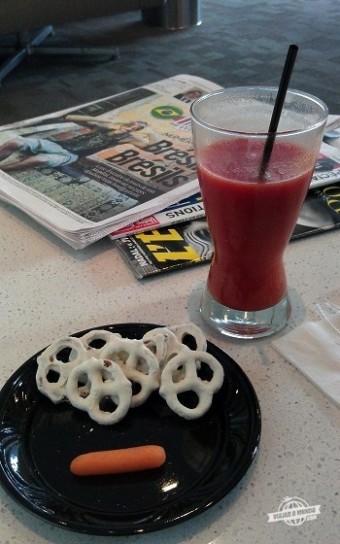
top-left (64, 114), bottom-right (159, 149)
top-left (0, 118), bottom-right (159, 172)
top-left (174, 88), bottom-right (205, 103)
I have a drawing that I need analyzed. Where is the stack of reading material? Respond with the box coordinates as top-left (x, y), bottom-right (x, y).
top-left (0, 76), bottom-right (339, 266)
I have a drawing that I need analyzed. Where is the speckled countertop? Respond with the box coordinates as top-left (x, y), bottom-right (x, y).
top-left (1, 201), bottom-right (339, 544)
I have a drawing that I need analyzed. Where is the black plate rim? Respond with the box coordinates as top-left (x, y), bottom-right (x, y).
top-left (0, 322), bottom-right (261, 535)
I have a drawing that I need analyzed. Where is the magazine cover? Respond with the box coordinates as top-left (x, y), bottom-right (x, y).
top-left (109, 192), bottom-right (204, 239)
top-left (323, 115), bottom-right (340, 151)
top-left (116, 182), bottom-right (340, 278)
top-left (311, 142), bottom-right (340, 188)
top-left (116, 219), bottom-right (212, 278)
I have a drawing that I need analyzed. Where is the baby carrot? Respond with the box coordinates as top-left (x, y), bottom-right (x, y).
top-left (70, 445), bottom-right (166, 476)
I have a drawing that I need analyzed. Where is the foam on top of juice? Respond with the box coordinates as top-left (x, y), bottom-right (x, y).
top-left (202, 138), bottom-right (313, 183)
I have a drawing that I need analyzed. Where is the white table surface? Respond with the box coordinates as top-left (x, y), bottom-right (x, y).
top-left (1, 200), bottom-right (339, 544)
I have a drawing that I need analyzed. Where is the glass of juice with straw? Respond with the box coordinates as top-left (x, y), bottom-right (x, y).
top-left (191, 86), bottom-right (328, 338)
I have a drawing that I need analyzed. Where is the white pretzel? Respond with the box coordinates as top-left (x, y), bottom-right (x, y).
top-left (36, 324), bottom-right (223, 424)
top-left (142, 327), bottom-right (189, 369)
top-left (159, 350), bottom-right (224, 419)
top-left (79, 329), bottom-right (121, 357)
top-left (36, 336), bottom-right (88, 403)
top-left (170, 323), bottom-right (207, 352)
top-left (101, 338), bottom-right (160, 407)
top-left (66, 358), bottom-right (132, 425)
top-left (142, 332), bottom-right (169, 367)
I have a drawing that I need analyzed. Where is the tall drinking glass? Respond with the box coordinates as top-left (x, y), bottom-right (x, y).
top-left (191, 87), bottom-right (328, 338)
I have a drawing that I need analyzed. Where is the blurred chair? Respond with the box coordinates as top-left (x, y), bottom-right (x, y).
top-left (0, 0), bottom-right (162, 82)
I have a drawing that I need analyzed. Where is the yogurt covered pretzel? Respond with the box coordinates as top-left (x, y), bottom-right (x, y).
top-left (142, 327), bottom-right (189, 369)
top-left (36, 323), bottom-right (225, 424)
top-left (36, 336), bottom-right (88, 403)
top-left (66, 357), bottom-right (132, 425)
top-left (170, 323), bottom-right (207, 352)
top-left (100, 337), bottom-right (160, 407)
top-left (159, 350), bottom-right (224, 419)
top-left (79, 329), bottom-right (121, 357)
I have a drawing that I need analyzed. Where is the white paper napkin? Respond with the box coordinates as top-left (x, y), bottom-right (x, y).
top-left (272, 314), bottom-right (340, 406)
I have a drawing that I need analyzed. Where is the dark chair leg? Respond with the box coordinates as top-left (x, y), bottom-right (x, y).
top-left (0, 25), bottom-right (120, 84)
top-left (0, 26), bottom-right (53, 83)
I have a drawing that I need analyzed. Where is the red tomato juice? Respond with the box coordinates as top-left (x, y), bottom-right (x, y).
top-left (197, 138), bottom-right (314, 311)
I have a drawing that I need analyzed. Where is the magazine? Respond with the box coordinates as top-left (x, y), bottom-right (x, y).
top-left (109, 192), bottom-right (204, 239)
top-left (323, 115), bottom-right (340, 152)
top-left (116, 219), bottom-right (212, 278)
top-left (0, 75), bottom-right (220, 249)
top-left (311, 141), bottom-right (340, 188)
top-left (116, 181), bottom-right (340, 278)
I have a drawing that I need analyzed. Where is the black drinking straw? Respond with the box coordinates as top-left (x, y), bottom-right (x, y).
top-left (259, 44), bottom-right (299, 179)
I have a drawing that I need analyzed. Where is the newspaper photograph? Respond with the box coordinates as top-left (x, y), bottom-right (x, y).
top-left (0, 75), bottom-right (219, 249)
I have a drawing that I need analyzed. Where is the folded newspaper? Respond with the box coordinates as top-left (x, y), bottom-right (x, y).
top-left (0, 75), bottom-right (220, 249)
top-left (0, 75), bottom-right (338, 250)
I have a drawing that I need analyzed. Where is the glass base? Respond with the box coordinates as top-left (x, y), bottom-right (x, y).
top-left (200, 289), bottom-right (291, 339)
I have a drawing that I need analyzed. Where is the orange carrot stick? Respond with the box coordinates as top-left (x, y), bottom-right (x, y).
top-left (70, 445), bottom-right (166, 476)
